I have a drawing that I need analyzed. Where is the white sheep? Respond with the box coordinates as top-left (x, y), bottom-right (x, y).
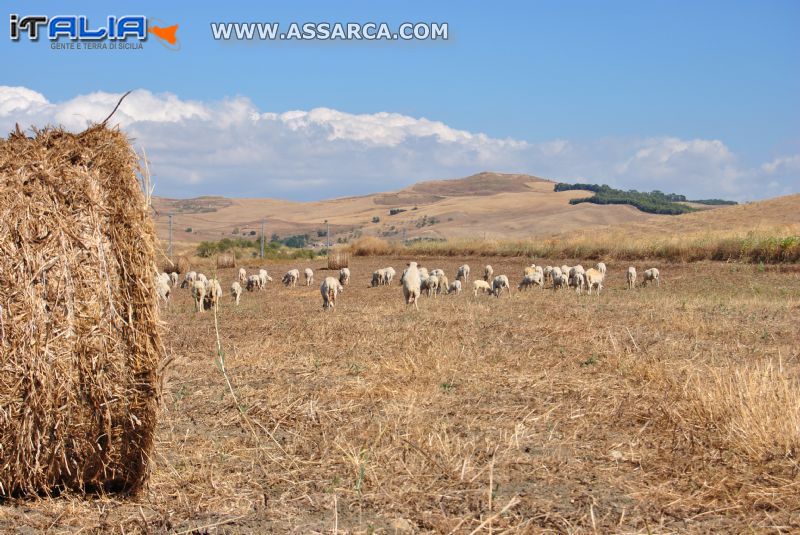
top-left (552, 271), bottom-right (568, 291)
top-left (483, 265), bottom-right (494, 282)
top-left (197, 273), bottom-right (208, 286)
top-left (258, 268), bottom-right (273, 289)
top-left (238, 267), bottom-right (247, 284)
top-left (569, 272), bottom-right (585, 295)
top-left (231, 281), bottom-right (242, 305)
top-left (282, 268), bottom-right (300, 287)
top-left (642, 268), bottom-right (660, 287)
top-left (560, 265), bottom-right (570, 278)
top-left (543, 266), bottom-right (554, 283)
top-left (156, 272), bottom-right (170, 287)
top-left (456, 264), bottom-right (470, 283)
top-left (181, 271), bottom-right (197, 289)
top-left (438, 274), bottom-right (449, 296)
top-left (430, 268), bottom-right (445, 278)
top-left (596, 262), bottom-right (607, 275)
top-left (321, 276), bottom-right (344, 310)
top-left (492, 275), bottom-right (511, 297)
top-left (569, 265), bottom-right (587, 291)
top-left (584, 268), bottom-right (604, 296)
top-left (246, 274), bottom-right (260, 292)
top-left (156, 278), bottom-right (171, 304)
top-left (418, 267), bottom-right (429, 281)
top-left (191, 280), bottom-right (206, 312)
top-left (169, 272), bottom-right (179, 287)
top-left (523, 265), bottom-right (536, 277)
top-left (384, 266), bottom-right (396, 285)
top-left (304, 267), bottom-right (314, 286)
top-left (371, 269), bottom-right (386, 287)
top-left (448, 280), bottom-right (462, 295)
top-left (204, 278), bottom-right (223, 310)
top-left (473, 280), bottom-right (491, 296)
top-left (517, 272), bottom-right (544, 291)
top-left (422, 274), bottom-right (440, 297)
top-left (627, 267), bottom-right (637, 290)
top-left (403, 262), bottom-right (422, 310)
top-left (339, 267), bottom-right (351, 286)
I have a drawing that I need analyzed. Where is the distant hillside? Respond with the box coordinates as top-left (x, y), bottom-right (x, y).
top-left (151, 171), bottom-right (760, 247)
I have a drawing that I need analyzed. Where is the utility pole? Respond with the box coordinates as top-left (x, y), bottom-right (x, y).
top-left (168, 212), bottom-right (173, 259)
top-left (325, 219), bottom-right (330, 247)
top-left (260, 218), bottom-right (265, 259)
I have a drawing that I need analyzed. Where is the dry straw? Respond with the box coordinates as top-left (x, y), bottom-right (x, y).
top-left (0, 124), bottom-right (163, 497)
top-left (216, 253), bottom-right (236, 269)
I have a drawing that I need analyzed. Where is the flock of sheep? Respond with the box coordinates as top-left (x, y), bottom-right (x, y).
top-left (154, 261), bottom-right (661, 312)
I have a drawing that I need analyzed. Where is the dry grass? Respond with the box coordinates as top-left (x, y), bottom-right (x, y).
top-left (1, 257), bottom-right (798, 532)
top-left (349, 229), bottom-right (800, 264)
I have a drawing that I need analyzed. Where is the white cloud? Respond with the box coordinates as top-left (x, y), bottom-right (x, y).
top-left (0, 86), bottom-right (796, 201)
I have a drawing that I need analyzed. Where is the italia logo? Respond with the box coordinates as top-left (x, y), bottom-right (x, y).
top-left (9, 14), bottom-right (180, 50)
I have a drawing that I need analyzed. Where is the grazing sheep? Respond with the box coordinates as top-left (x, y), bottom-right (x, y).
top-left (483, 265), bottom-right (494, 282)
top-left (418, 267), bottom-right (429, 281)
top-left (258, 269), bottom-right (273, 289)
top-left (246, 274), bottom-right (260, 292)
top-left (181, 271), bottom-right (197, 289)
top-left (422, 274), bottom-right (440, 297)
top-left (596, 262), bottom-right (607, 275)
top-left (371, 269), bottom-right (386, 287)
top-left (204, 278), bottom-right (223, 310)
top-left (282, 268), bottom-right (300, 287)
top-left (552, 271), bottom-right (568, 291)
top-left (569, 272), bottom-right (586, 295)
top-left (584, 268), bottom-right (604, 296)
top-left (569, 265), bottom-right (587, 291)
top-left (627, 267), bottom-right (637, 290)
top-left (642, 268), bottom-right (660, 287)
top-left (304, 267), bottom-right (314, 286)
top-left (543, 266), bottom-right (554, 283)
top-left (438, 275), bottom-right (449, 296)
top-left (492, 275), bottom-right (511, 297)
top-left (523, 265), bottom-right (536, 277)
top-left (169, 272), bottom-right (179, 287)
top-left (473, 280), bottom-right (491, 296)
top-left (156, 279), bottom-right (171, 304)
top-left (321, 276), bottom-right (344, 310)
top-left (561, 265), bottom-right (570, 278)
top-left (384, 266), bottom-right (396, 285)
top-left (156, 272), bottom-right (170, 288)
top-left (403, 262), bottom-right (422, 310)
top-left (518, 272), bottom-right (544, 291)
top-left (430, 268), bottom-right (445, 278)
top-left (448, 280), bottom-right (462, 295)
top-left (197, 273), bottom-right (208, 285)
top-left (191, 280), bottom-right (206, 312)
top-left (238, 267), bottom-right (247, 284)
top-left (231, 281), bottom-right (242, 305)
top-left (456, 264), bottom-right (470, 283)
top-left (339, 267), bottom-right (351, 286)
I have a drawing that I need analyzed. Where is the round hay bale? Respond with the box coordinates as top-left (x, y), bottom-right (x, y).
top-left (162, 255), bottom-right (190, 274)
top-left (0, 126), bottom-right (163, 497)
top-left (216, 253), bottom-right (235, 269)
top-left (176, 255), bottom-right (191, 274)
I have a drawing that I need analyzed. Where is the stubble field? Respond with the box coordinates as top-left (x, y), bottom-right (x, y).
top-left (2, 257), bottom-right (799, 533)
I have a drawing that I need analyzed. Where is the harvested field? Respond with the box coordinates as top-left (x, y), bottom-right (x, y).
top-left (1, 257), bottom-right (798, 532)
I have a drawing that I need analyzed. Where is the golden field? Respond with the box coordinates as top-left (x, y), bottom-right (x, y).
top-left (2, 256), bottom-right (798, 533)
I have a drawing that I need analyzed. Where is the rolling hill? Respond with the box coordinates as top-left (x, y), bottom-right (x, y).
top-left (150, 172), bottom-right (798, 247)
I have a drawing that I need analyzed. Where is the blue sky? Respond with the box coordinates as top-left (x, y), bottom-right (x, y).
top-left (1, 1), bottom-right (798, 200)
